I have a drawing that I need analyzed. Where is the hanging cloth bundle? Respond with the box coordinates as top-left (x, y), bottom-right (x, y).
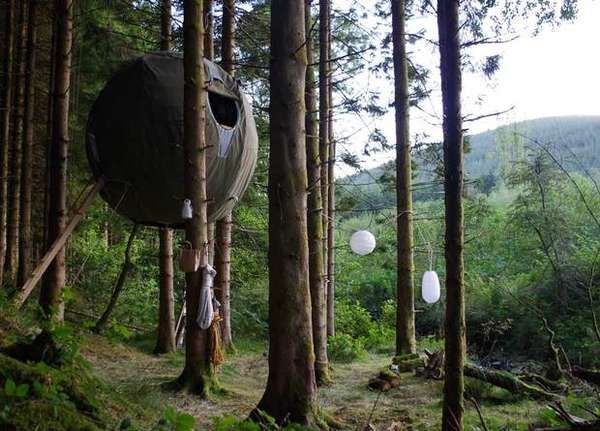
top-left (196, 264), bottom-right (217, 329)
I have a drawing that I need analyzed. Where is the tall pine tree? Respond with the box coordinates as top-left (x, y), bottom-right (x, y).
top-left (253, 0), bottom-right (318, 424)
top-left (438, 0), bottom-right (466, 428)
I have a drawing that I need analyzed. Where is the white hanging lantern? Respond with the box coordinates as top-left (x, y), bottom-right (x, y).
top-left (349, 230), bottom-right (376, 256)
top-left (181, 199), bottom-right (193, 220)
top-left (421, 270), bottom-right (440, 304)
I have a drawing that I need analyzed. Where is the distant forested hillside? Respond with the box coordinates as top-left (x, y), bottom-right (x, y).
top-left (338, 116), bottom-right (600, 211)
top-left (466, 115), bottom-right (600, 178)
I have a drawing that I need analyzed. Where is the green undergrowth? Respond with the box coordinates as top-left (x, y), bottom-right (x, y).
top-left (0, 350), bottom-right (171, 430)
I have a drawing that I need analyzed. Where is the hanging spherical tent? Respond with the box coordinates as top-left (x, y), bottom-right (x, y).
top-left (86, 52), bottom-right (258, 227)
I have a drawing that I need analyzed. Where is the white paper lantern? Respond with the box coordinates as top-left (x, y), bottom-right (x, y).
top-left (421, 270), bottom-right (440, 304)
top-left (181, 199), bottom-right (193, 220)
top-left (350, 230), bottom-right (376, 256)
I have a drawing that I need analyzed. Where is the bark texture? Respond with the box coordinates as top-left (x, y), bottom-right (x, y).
top-left (38, 0), bottom-right (73, 322)
top-left (0, 0), bottom-right (15, 288)
top-left (391, 0), bottom-right (416, 355)
top-left (326, 58), bottom-right (335, 338)
top-left (178, 0), bottom-right (213, 396)
top-left (305, 0), bottom-right (330, 386)
top-left (215, 0), bottom-right (235, 351)
top-left (319, 0), bottom-right (334, 338)
top-left (253, 0), bottom-right (317, 424)
top-left (203, 0), bottom-right (213, 60)
top-left (155, 227), bottom-right (176, 353)
top-left (18, 0), bottom-right (38, 287)
top-left (155, 0), bottom-right (176, 355)
top-left (5, 0), bottom-right (28, 287)
top-left (215, 214), bottom-right (232, 348)
top-left (437, 0), bottom-right (466, 429)
top-left (160, 0), bottom-right (171, 50)
top-left (220, 0), bottom-right (234, 73)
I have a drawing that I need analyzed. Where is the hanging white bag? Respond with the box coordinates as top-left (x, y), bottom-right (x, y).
top-left (196, 264), bottom-right (218, 330)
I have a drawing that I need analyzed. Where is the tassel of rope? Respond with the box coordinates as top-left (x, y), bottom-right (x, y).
top-left (209, 314), bottom-right (225, 366)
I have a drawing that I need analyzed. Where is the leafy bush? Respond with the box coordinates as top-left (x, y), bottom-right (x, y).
top-left (335, 301), bottom-right (374, 339)
top-left (380, 299), bottom-right (396, 329)
top-left (364, 325), bottom-right (394, 353)
top-left (328, 334), bottom-right (366, 362)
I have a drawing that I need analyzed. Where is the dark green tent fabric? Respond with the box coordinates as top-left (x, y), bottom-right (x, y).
top-left (86, 52), bottom-right (258, 227)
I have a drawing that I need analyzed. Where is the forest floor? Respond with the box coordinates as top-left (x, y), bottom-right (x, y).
top-left (77, 333), bottom-right (557, 430)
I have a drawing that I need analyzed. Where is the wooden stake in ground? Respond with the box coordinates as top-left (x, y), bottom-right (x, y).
top-left (391, 0), bottom-right (416, 356)
top-left (154, 0), bottom-right (176, 355)
top-left (0, 0), bottom-right (16, 289)
top-left (214, 0), bottom-right (235, 352)
top-left (437, 0), bottom-right (466, 429)
top-left (252, 0), bottom-right (317, 425)
top-left (175, 0), bottom-right (214, 396)
top-left (18, 0), bottom-right (38, 287)
top-left (14, 178), bottom-right (104, 308)
top-left (305, 0), bottom-right (330, 385)
top-left (38, 0), bottom-right (74, 324)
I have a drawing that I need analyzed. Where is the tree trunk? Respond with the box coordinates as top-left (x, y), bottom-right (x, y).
top-left (155, 227), bottom-right (176, 353)
top-left (391, 0), bottom-right (416, 356)
top-left (38, 0), bottom-right (73, 323)
top-left (176, 0), bottom-right (213, 396)
top-left (215, 214), bottom-right (232, 349)
top-left (220, 0), bottom-right (234, 73)
top-left (437, 0), bottom-right (466, 429)
top-left (252, 0), bottom-right (317, 425)
top-left (154, 0), bottom-right (176, 355)
top-left (0, 0), bottom-right (15, 288)
top-left (160, 0), bottom-right (171, 50)
top-left (94, 224), bottom-right (139, 333)
top-left (5, 0), bottom-right (28, 288)
top-left (319, 0), bottom-right (333, 338)
top-left (326, 45), bottom-right (335, 338)
top-left (207, 222), bottom-right (215, 264)
top-left (18, 0), bottom-right (38, 287)
top-left (214, 0), bottom-right (235, 350)
top-left (305, 0), bottom-right (330, 386)
top-left (42, 15), bottom-right (57, 250)
top-left (203, 0), bottom-right (213, 60)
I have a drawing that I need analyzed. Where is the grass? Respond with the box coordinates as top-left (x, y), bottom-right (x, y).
top-left (81, 336), bottom-right (566, 430)
top-left (0, 310), bottom-right (597, 430)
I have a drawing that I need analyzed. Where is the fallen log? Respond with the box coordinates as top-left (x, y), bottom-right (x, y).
top-left (520, 372), bottom-right (569, 394)
top-left (530, 402), bottom-right (600, 430)
top-left (368, 368), bottom-right (401, 392)
top-left (392, 356), bottom-right (425, 372)
top-left (464, 363), bottom-right (560, 400)
top-left (415, 349), bottom-right (562, 399)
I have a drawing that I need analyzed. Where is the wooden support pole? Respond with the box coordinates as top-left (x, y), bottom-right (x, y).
top-left (14, 177), bottom-right (105, 308)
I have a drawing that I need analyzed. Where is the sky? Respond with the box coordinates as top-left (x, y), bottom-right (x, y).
top-left (336, 0), bottom-right (600, 173)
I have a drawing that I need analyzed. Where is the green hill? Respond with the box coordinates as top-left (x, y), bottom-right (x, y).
top-left (338, 115), bottom-right (600, 210)
top-left (466, 115), bottom-right (600, 178)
